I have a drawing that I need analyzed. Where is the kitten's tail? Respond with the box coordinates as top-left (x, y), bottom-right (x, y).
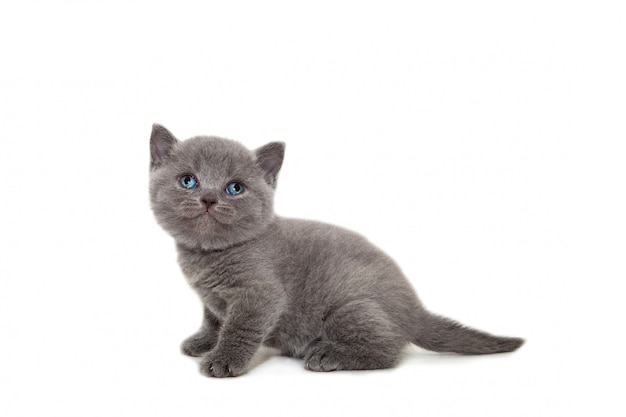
top-left (411, 312), bottom-right (524, 354)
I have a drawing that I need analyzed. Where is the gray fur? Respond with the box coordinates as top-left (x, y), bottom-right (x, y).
top-left (149, 124), bottom-right (524, 377)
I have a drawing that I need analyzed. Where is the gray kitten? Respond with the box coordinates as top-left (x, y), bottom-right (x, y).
top-left (149, 124), bottom-right (523, 378)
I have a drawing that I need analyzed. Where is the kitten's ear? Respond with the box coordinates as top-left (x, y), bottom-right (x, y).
top-left (255, 142), bottom-right (285, 187)
top-left (150, 124), bottom-right (179, 169)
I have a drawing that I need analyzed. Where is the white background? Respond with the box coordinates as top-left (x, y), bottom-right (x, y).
top-left (1, 1), bottom-right (625, 416)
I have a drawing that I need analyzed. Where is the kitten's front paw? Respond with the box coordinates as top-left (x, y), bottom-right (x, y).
top-left (199, 350), bottom-right (248, 378)
top-left (181, 333), bottom-right (215, 357)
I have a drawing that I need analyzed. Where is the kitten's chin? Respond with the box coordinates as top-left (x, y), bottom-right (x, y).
top-left (172, 221), bottom-right (242, 251)
top-left (172, 215), bottom-right (275, 251)
top-left (189, 215), bottom-right (222, 235)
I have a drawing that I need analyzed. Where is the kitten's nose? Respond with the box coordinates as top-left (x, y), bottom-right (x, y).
top-left (201, 195), bottom-right (218, 210)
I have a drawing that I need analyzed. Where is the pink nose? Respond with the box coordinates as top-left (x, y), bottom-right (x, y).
top-left (201, 196), bottom-right (217, 210)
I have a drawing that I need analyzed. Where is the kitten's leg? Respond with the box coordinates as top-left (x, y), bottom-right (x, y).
top-left (199, 288), bottom-right (284, 377)
top-left (304, 299), bottom-right (406, 372)
top-left (181, 306), bottom-right (220, 357)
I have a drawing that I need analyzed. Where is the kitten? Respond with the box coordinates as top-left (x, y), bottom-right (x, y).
top-left (149, 124), bottom-right (524, 377)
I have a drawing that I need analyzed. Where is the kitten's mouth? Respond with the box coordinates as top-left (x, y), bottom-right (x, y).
top-left (195, 210), bottom-right (225, 225)
top-left (196, 211), bottom-right (213, 219)
top-left (185, 206), bottom-right (233, 226)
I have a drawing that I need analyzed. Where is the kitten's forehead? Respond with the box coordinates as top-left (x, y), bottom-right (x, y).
top-left (172, 136), bottom-right (255, 178)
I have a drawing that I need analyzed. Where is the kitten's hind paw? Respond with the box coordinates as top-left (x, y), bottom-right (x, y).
top-left (304, 342), bottom-right (341, 372)
top-left (303, 339), bottom-right (399, 371)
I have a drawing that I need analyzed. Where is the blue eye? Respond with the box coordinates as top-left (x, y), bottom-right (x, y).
top-left (179, 175), bottom-right (198, 189)
top-left (225, 182), bottom-right (244, 195)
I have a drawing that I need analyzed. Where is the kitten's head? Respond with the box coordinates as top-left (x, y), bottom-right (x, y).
top-left (149, 124), bottom-right (284, 250)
